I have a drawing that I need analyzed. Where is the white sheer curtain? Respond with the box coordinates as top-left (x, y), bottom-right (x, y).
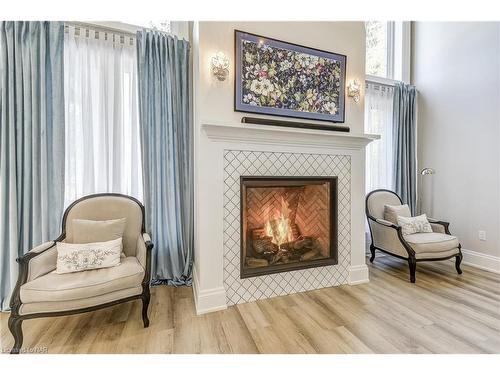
top-left (64, 25), bottom-right (142, 207)
top-left (365, 81), bottom-right (395, 193)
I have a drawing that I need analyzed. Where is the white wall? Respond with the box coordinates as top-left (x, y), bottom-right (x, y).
top-left (192, 22), bottom-right (368, 312)
top-left (412, 22), bottom-right (500, 259)
top-left (196, 21), bottom-right (366, 133)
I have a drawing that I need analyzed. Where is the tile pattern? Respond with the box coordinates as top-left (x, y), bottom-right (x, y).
top-left (223, 150), bottom-right (351, 305)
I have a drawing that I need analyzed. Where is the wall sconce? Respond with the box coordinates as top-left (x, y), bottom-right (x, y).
top-left (347, 79), bottom-right (361, 103)
top-left (211, 52), bottom-right (230, 81)
top-left (421, 168), bottom-right (435, 175)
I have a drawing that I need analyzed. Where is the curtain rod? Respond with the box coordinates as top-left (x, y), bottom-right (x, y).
top-left (65, 21), bottom-right (137, 38)
top-left (366, 79), bottom-right (396, 88)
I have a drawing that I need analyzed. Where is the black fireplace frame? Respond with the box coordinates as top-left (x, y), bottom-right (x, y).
top-left (240, 176), bottom-right (338, 279)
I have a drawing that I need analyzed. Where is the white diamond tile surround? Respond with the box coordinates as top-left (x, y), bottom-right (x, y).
top-left (223, 150), bottom-right (351, 306)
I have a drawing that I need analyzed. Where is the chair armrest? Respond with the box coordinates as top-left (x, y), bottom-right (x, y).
top-left (427, 218), bottom-right (451, 234)
top-left (136, 233), bottom-right (154, 286)
top-left (375, 218), bottom-right (399, 229)
top-left (368, 217), bottom-right (414, 258)
top-left (25, 241), bottom-right (59, 282)
top-left (10, 241), bottom-right (58, 312)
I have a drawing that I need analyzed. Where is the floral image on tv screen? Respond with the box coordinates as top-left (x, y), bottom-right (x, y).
top-left (235, 30), bottom-right (346, 123)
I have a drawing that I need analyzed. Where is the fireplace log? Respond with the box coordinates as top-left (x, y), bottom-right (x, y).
top-left (280, 237), bottom-right (313, 254)
top-left (300, 249), bottom-right (320, 261)
top-left (246, 257), bottom-right (269, 267)
top-left (252, 236), bottom-right (278, 255)
top-left (293, 236), bottom-right (314, 250)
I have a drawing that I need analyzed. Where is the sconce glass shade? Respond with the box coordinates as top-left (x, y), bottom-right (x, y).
top-left (211, 52), bottom-right (230, 81)
top-left (421, 168), bottom-right (435, 175)
top-left (347, 79), bottom-right (361, 103)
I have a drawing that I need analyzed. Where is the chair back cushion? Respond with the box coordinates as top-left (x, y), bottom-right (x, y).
top-left (384, 204), bottom-right (411, 224)
top-left (72, 218), bottom-right (126, 244)
top-left (64, 195), bottom-right (144, 257)
top-left (366, 190), bottom-right (402, 219)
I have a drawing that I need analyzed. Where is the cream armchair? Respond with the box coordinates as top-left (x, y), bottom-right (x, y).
top-left (8, 193), bottom-right (153, 354)
top-left (366, 189), bottom-right (462, 283)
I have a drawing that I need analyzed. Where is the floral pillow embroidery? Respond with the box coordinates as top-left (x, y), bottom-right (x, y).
top-left (56, 237), bottom-right (122, 274)
top-left (397, 214), bottom-right (433, 236)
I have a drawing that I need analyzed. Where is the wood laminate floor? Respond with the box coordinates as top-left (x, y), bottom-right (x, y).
top-left (1, 255), bottom-right (499, 354)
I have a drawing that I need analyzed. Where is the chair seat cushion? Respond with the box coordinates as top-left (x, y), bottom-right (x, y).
top-left (20, 257), bottom-right (144, 304)
top-left (404, 232), bottom-right (460, 256)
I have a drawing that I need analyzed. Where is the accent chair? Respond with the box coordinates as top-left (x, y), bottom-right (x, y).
top-left (8, 193), bottom-right (153, 354)
top-left (366, 189), bottom-right (463, 283)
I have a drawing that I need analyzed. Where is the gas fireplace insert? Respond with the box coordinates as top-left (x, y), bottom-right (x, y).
top-left (240, 176), bottom-right (338, 278)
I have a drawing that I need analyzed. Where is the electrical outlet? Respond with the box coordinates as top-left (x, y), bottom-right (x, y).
top-left (478, 230), bottom-right (487, 241)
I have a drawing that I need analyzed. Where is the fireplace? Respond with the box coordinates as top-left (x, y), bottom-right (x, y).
top-left (240, 176), bottom-right (338, 278)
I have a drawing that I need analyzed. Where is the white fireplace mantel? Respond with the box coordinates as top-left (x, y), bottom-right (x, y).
top-left (202, 122), bottom-right (379, 151)
top-left (193, 121), bottom-right (379, 315)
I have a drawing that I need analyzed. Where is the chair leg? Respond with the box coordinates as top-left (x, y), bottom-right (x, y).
top-left (408, 257), bottom-right (417, 283)
top-left (141, 292), bottom-right (150, 328)
top-left (8, 316), bottom-right (23, 354)
top-left (369, 244), bottom-right (376, 263)
top-left (455, 253), bottom-right (463, 275)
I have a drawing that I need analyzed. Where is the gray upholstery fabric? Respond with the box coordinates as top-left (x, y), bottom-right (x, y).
top-left (19, 286), bottom-right (142, 315)
top-left (370, 221), bottom-right (409, 258)
top-left (415, 249), bottom-right (460, 260)
top-left (136, 234), bottom-right (147, 270)
top-left (72, 218), bottom-right (126, 244)
top-left (65, 196), bottom-right (142, 257)
top-left (20, 257), bottom-right (144, 303)
top-left (429, 223), bottom-right (445, 234)
top-left (27, 243), bottom-right (58, 282)
top-left (384, 204), bottom-right (411, 224)
top-left (404, 233), bottom-right (459, 254)
top-left (367, 191), bottom-right (402, 219)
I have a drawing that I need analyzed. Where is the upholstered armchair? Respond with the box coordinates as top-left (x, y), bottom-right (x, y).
top-left (8, 193), bottom-right (153, 354)
top-left (366, 189), bottom-right (462, 283)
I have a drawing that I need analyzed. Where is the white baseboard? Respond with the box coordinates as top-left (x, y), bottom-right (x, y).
top-left (348, 264), bottom-right (370, 285)
top-left (458, 248), bottom-right (500, 274)
top-left (192, 267), bottom-right (227, 315)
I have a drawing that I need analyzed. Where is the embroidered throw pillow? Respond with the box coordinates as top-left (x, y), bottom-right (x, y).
top-left (56, 237), bottom-right (122, 274)
top-left (384, 204), bottom-right (411, 224)
top-left (397, 214), bottom-right (433, 236)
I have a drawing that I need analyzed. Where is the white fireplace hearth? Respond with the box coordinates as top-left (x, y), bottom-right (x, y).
top-left (193, 122), bottom-right (378, 314)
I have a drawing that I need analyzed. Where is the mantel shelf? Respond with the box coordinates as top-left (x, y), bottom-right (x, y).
top-left (202, 122), bottom-right (379, 151)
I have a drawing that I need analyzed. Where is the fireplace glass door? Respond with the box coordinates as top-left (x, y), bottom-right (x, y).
top-left (240, 176), bottom-right (338, 278)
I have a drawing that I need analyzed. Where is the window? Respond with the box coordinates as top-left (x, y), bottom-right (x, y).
top-left (64, 24), bottom-right (143, 207)
top-left (366, 21), bottom-right (410, 82)
top-left (365, 21), bottom-right (393, 79)
top-left (365, 21), bottom-right (411, 195)
top-left (365, 82), bottom-right (395, 192)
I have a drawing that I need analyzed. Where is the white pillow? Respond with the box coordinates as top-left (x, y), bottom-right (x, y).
top-left (56, 237), bottom-right (122, 274)
top-left (397, 214), bottom-right (433, 236)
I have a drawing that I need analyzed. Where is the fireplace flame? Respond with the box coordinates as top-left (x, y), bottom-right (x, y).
top-left (264, 197), bottom-right (294, 247)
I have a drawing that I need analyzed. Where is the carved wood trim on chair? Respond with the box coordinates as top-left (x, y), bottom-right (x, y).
top-left (8, 193), bottom-right (154, 354)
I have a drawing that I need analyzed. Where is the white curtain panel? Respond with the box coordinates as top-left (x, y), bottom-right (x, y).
top-left (364, 82), bottom-right (395, 193)
top-left (64, 25), bottom-right (143, 207)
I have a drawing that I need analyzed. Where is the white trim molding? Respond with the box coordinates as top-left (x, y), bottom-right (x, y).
top-left (348, 264), bottom-right (370, 285)
top-left (192, 267), bottom-right (227, 315)
top-left (202, 123), bottom-right (379, 151)
top-left (459, 249), bottom-right (500, 274)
